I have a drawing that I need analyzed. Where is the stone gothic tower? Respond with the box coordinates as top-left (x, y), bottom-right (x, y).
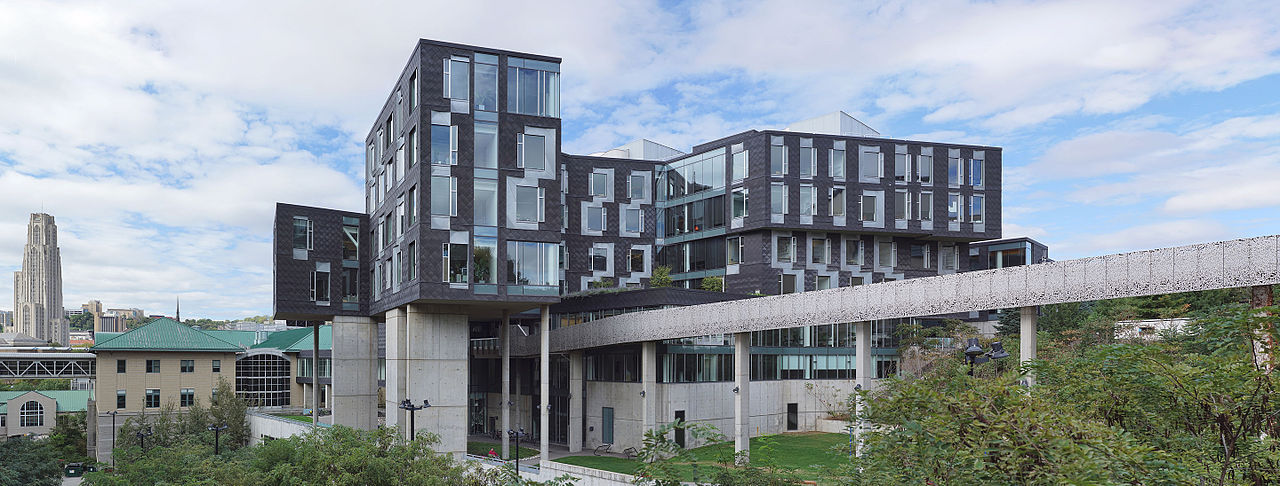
top-left (13, 213), bottom-right (68, 345)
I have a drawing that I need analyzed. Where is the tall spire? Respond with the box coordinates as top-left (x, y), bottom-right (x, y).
top-left (175, 296), bottom-right (181, 323)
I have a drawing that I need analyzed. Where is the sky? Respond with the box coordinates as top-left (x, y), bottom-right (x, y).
top-left (1, 0), bottom-right (1278, 320)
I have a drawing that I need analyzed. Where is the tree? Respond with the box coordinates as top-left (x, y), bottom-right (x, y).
top-left (649, 265), bottom-right (673, 288)
top-left (700, 276), bottom-right (724, 292)
top-left (69, 312), bottom-right (94, 330)
top-left (48, 411), bottom-right (90, 463)
top-left (0, 436), bottom-right (62, 486)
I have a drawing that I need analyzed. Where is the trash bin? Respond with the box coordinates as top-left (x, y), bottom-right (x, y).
top-left (64, 462), bottom-right (84, 477)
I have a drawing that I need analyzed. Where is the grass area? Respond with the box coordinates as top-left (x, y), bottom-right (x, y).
top-left (553, 432), bottom-right (847, 481)
top-left (466, 441), bottom-right (539, 461)
top-left (279, 414), bottom-right (313, 423)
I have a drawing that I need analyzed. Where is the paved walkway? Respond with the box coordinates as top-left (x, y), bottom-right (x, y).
top-left (467, 434), bottom-right (634, 461)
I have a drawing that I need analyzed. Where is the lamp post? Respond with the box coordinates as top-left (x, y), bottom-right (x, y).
top-left (963, 338), bottom-right (1010, 376)
top-left (508, 427), bottom-right (529, 471)
top-left (135, 427), bottom-right (153, 452)
top-left (398, 399), bottom-right (430, 441)
top-left (207, 423), bottom-right (229, 455)
top-left (107, 411), bottom-right (118, 467)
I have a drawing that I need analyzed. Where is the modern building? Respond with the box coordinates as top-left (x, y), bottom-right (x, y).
top-left (271, 39), bottom-right (1004, 457)
top-left (13, 213), bottom-right (69, 346)
top-left (0, 389), bottom-right (91, 437)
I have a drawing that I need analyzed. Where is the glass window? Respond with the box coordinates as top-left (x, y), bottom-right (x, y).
top-left (727, 236), bottom-right (742, 265)
top-left (431, 123), bottom-right (454, 165)
top-left (515, 185), bottom-right (544, 223)
top-left (770, 137), bottom-right (787, 176)
top-left (732, 189), bottom-right (748, 218)
top-left (180, 360), bottom-right (194, 373)
top-left (845, 238), bottom-right (862, 265)
top-left (180, 388), bottom-right (195, 407)
top-left (116, 390), bottom-right (126, 409)
top-left (146, 359), bottom-right (159, 373)
top-left (948, 157), bottom-right (962, 185)
top-left (879, 240), bottom-right (895, 267)
top-left (831, 148), bottom-right (845, 179)
top-left (19, 400), bottom-right (43, 427)
top-left (213, 360), bottom-right (221, 373)
top-left (406, 128), bottom-right (416, 168)
top-left (861, 194), bottom-right (877, 222)
top-left (970, 158), bottom-right (984, 186)
top-left (145, 389), bottom-right (160, 408)
top-left (292, 217), bottom-right (313, 250)
top-left (625, 208), bottom-right (642, 233)
top-left (780, 273), bottom-right (797, 294)
top-left (475, 58), bottom-right (498, 111)
top-left (444, 57), bottom-right (469, 101)
top-left (474, 122), bottom-right (498, 168)
top-left (591, 247), bottom-right (608, 271)
top-left (800, 147), bottom-right (815, 178)
top-left (948, 193), bottom-right (962, 222)
top-left (431, 176), bottom-right (456, 216)
top-left (831, 188), bottom-right (845, 217)
top-left (917, 153), bottom-right (932, 183)
top-left (776, 236), bottom-right (794, 263)
top-left (800, 185), bottom-right (815, 216)
top-left (473, 237), bottom-right (497, 284)
top-left (519, 133), bottom-right (546, 170)
top-left (771, 183), bottom-right (787, 215)
top-left (910, 244), bottom-right (926, 268)
top-left (895, 191), bottom-right (908, 220)
top-left (918, 192), bottom-right (933, 221)
top-left (895, 153), bottom-right (909, 182)
top-left (812, 238), bottom-right (827, 264)
top-left (444, 243), bottom-right (468, 283)
top-left (507, 58), bottom-right (560, 117)
top-left (505, 241), bottom-right (559, 286)
top-left (587, 206), bottom-right (604, 231)
top-left (970, 195), bottom-right (985, 223)
top-left (732, 148), bottom-right (748, 181)
top-left (474, 179), bottom-right (497, 226)
top-left (406, 242), bottom-right (417, 280)
top-left (859, 150), bottom-right (881, 179)
top-left (816, 275), bottom-right (832, 290)
top-left (942, 244), bottom-right (957, 270)
top-left (591, 172), bottom-right (608, 197)
top-left (629, 173), bottom-right (645, 199)
top-left (408, 72), bottom-right (417, 110)
top-left (117, 359), bottom-right (126, 373)
top-left (630, 249), bottom-right (645, 272)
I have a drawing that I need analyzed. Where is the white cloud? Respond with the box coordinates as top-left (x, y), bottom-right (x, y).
top-left (1055, 219), bottom-right (1232, 257)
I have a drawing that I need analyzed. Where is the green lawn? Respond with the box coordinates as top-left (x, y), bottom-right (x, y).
top-left (553, 432), bottom-right (848, 481)
top-left (278, 414), bottom-right (313, 423)
top-left (466, 441), bottom-right (539, 461)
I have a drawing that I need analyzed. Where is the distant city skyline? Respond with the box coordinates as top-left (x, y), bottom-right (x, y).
top-left (13, 213), bottom-right (69, 344)
top-left (0, 1), bottom-right (1277, 319)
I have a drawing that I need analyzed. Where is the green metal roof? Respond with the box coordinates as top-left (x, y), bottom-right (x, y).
top-left (90, 318), bottom-right (242, 352)
top-left (0, 390), bottom-right (92, 412)
top-left (251, 325), bottom-right (331, 352)
top-left (205, 330), bottom-right (258, 348)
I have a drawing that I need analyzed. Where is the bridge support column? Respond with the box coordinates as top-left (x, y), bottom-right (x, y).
top-left (733, 332), bottom-right (750, 465)
top-left (855, 321), bottom-right (872, 457)
top-left (568, 350), bottom-right (584, 453)
top-left (500, 309), bottom-right (511, 459)
top-left (386, 305), bottom-right (469, 457)
top-left (384, 308), bottom-right (407, 432)
top-left (641, 340), bottom-right (657, 439)
top-left (1020, 306), bottom-right (1037, 386)
top-left (539, 305), bottom-right (550, 464)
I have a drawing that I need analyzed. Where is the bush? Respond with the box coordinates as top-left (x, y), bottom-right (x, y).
top-left (649, 266), bottom-right (673, 288)
top-left (700, 276), bottom-right (724, 292)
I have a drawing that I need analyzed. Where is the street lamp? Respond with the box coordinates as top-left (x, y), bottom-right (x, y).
top-left (508, 427), bottom-right (529, 471)
top-left (964, 338), bottom-right (1010, 376)
top-left (107, 411), bottom-right (118, 467)
top-left (135, 426), bottom-right (153, 452)
top-left (207, 423), bottom-right (229, 455)
top-left (398, 399), bottom-right (430, 440)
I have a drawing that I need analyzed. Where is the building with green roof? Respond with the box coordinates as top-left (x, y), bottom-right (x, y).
top-left (1, 389), bottom-right (92, 437)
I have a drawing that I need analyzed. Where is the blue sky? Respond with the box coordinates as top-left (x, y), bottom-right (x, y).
top-left (0, 0), bottom-right (1277, 319)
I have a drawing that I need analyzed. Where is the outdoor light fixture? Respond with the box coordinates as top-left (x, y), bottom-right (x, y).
top-left (732, 386), bottom-right (740, 394)
top-left (640, 390), bottom-right (646, 397)
top-left (508, 427), bottom-right (530, 471)
top-left (207, 423), bottom-right (229, 455)
top-left (399, 398), bottom-right (431, 440)
top-left (964, 338), bottom-right (1010, 376)
top-left (135, 426), bottom-right (154, 451)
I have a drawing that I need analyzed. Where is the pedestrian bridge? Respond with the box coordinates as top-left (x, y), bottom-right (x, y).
top-left (0, 352), bottom-right (97, 379)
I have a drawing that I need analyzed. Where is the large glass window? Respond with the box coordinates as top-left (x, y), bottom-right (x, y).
top-left (895, 153), bottom-right (909, 182)
top-left (474, 122), bottom-right (498, 168)
top-left (19, 400), bottom-right (43, 427)
top-left (812, 238), bottom-right (828, 264)
top-left (780, 274), bottom-right (798, 294)
top-left (180, 360), bottom-right (194, 373)
top-left (948, 193), bottom-right (962, 222)
top-left (443, 243), bottom-right (468, 283)
top-left (662, 196), bottom-right (725, 237)
top-left (507, 57), bottom-right (560, 117)
top-left (727, 236), bottom-right (742, 265)
top-left (831, 187), bottom-right (845, 217)
top-left (770, 137), bottom-right (787, 176)
top-left (586, 206), bottom-right (604, 231)
top-left (895, 191), bottom-right (908, 220)
top-left (800, 185), bottom-right (815, 216)
top-left (659, 150), bottom-right (725, 200)
top-left (473, 237), bottom-right (497, 284)
top-left (861, 194), bottom-right (877, 222)
top-left (629, 173), bottom-right (645, 200)
top-left (474, 179), bottom-right (497, 226)
top-left (800, 143), bottom-right (815, 178)
top-left (591, 247), bottom-right (608, 271)
top-left (591, 172), bottom-right (609, 197)
top-left (443, 57), bottom-right (469, 101)
top-left (518, 133), bottom-right (546, 170)
top-left (474, 55), bottom-right (498, 111)
top-left (879, 240), bottom-right (895, 267)
top-left (830, 148), bottom-right (845, 179)
top-left (146, 359), bottom-right (160, 373)
top-left (917, 153), bottom-right (932, 183)
top-left (942, 244), bottom-right (957, 270)
top-left (918, 191), bottom-right (933, 221)
top-left (625, 208), bottom-right (642, 233)
top-left (431, 123), bottom-right (456, 165)
top-left (292, 217), bottom-right (312, 250)
top-left (970, 158), bottom-right (984, 186)
top-left (732, 189), bottom-right (748, 218)
top-left (845, 238), bottom-right (863, 265)
top-left (344, 267), bottom-right (359, 302)
top-left (116, 390), bottom-right (126, 409)
top-left (431, 176), bottom-right (456, 216)
top-left (515, 185), bottom-right (544, 223)
top-left (948, 157), bottom-right (962, 185)
top-left (771, 183), bottom-right (787, 216)
top-left (180, 388), bottom-right (195, 407)
top-left (406, 128), bottom-right (416, 168)
top-left (145, 389), bottom-right (160, 408)
top-left (859, 149), bottom-right (882, 179)
top-left (312, 270), bottom-right (330, 302)
top-left (732, 147), bottom-right (748, 181)
top-left (970, 195), bottom-right (985, 223)
top-left (629, 249), bottom-right (645, 272)
top-left (505, 241), bottom-right (559, 286)
top-left (236, 354), bottom-right (292, 407)
top-left (776, 235), bottom-right (794, 263)
top-left (406, 243), bottom-right (417, 281)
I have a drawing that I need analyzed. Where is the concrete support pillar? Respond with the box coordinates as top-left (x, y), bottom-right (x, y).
top-left (334, 315), bottom-right (378, 429)
top-left (733, 332), bottom-right (750, 465)
top-left (1020, 306), bottom-right (1038, 386)
top-left (568, 350), bottom-right (584, 453)
top-left (500, 310), bottom-right (511, 459)
top-left (641, 341), bottom-right (657, 438)
top-left (539, 305), bottom-right (550, 463)
top-left (312, 321), bottom-right (321, 429)
top-left (383, 308), bottom-right (408, 432)
top-left (854, 321), bottom-right (872, 458)
top-left (404, 304), bottom-right (470, 457)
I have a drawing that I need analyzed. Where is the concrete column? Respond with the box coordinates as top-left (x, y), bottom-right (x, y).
top-left (383, 308), bottom-right (408, 432)
top-left (641, 341), bottom-right (657, 438)
top-left (312, 322), bottom-right (321, 429)
top-left (854, 321), bottom-right (872, 458)
top-left (1020, 306), bottom-right (1037, 386)
top-left (733, 332), bottom-right (750, 465)
top-left (568, 350), bottom-right (584, 453)
top-left (539, 305), bottom-right (550, 463)
top-left (500, 310), bottom-right (511, 459)
top-left (334, 315), bottom-right (379, 429)
top-left (405, 304), bottom-right (470, 457)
